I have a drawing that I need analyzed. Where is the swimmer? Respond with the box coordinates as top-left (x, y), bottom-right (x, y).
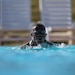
top-left (20, 22), bottom-right (54, 49)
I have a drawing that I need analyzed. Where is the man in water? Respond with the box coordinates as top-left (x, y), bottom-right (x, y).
top-left (20, 22), bottom-right (54, 49)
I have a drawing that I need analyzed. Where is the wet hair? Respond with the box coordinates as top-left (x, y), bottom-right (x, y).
top-left (32, 23), bottom-right (46, 33)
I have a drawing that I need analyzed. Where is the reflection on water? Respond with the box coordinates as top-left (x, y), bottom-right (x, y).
top-left (0, 45), bottom-right (75, 75)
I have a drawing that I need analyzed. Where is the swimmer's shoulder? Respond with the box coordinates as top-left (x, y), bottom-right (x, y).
top-left (20, 41), bottom-right (30, 49)
top-left (20, 40), bottom-right (38, 49)
top-left (45, 40), bottom-right (55, 46)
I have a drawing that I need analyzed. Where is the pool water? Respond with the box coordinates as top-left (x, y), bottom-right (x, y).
top-left (0, 45), bottom-right (75, 75)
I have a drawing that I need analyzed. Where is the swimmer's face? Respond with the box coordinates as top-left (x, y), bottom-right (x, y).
top-left (33, 31), bottom-right (46, 43)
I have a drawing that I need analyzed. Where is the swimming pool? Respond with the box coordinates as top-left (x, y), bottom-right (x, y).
top-left (0, 45), bottom-right (75, 75)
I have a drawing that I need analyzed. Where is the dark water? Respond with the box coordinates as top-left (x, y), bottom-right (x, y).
top-left (0, 45), bottom-right (75, 75)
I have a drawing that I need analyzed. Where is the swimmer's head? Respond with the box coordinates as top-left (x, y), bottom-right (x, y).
top-left (31, 22), bottom-right (47, 43)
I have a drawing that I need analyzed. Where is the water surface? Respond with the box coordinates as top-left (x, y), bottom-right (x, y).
top-left (0, 45), bottom-right (75, 75)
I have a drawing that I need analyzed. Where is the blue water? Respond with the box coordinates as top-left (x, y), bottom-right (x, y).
top-left (0, 45), bottom-right (75, 75)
